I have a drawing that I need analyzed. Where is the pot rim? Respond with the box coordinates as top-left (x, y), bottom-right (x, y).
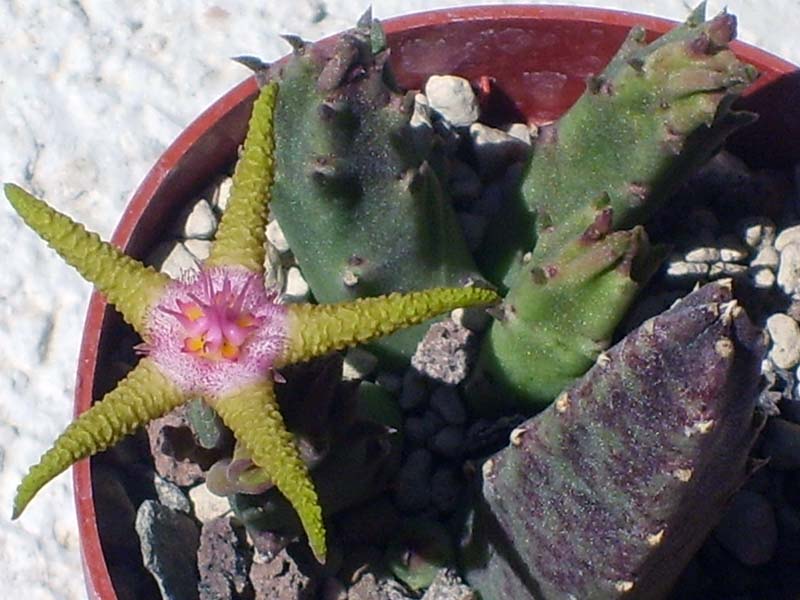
top-left (72, 5), bottom-right (798, 599)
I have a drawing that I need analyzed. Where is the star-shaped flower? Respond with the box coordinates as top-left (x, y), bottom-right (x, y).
top-left (5, 82), bottom-right (499, 562)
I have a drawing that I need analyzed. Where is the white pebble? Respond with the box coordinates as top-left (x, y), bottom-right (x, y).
top-left (451, 307), bottom-right (491, 332)
top-left (719, 246), bottom-right (749, 263)
top-left (767, 313), bottom-right (800, 369)
top-left (263, 246), bottom-right (283, 289)
top-left (470, 123), bottom-right (529, 174)
top-left (282, 266), bottom-right (309, 302)
top-left (188, 484), bottom-right (231, 523)
top-left (213, 177), bottom-right (233, 212)
top-left (684, 247), bottom-right (720, 263)
top-left (424, 75), bottom-right (479, 127)
top-left (410, 92), bottom-right (432, 129)
top-left (743, 226), bottom-right (763, 248)
top-left (778, 242), bottom-right (800, 295)
top-left (506, 123), bottom-right (533, 145)
top-left (763, 358), bottom-right (775, 376)
top-left (149, 241), bottom-right (200, 278)
top-left (183, 238), bottom-right (212, 261)
top-left (776, 225), bottom-right (800, 252)
top-left (751, 246), bottom-right (780, 270)
top-left (266, 219), bottom-right (290, 253)
top-left (180, 199), bottom-right (217, 239)
top-left (470, 123), bottom-right (523, 147)
top-left (715, 262), bottom-right (748, 276)
top-left (751, 267), bottom-right (776, 289)
top-left (740, 217), bottom-right (777, 249)
top-left (342, 347), bottom-right (378, 381)
top-left (666, 261), bottom-right (709, 278)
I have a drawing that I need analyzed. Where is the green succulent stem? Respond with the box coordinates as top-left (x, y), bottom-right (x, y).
top-left (473, 225), bottom-right (655, 411)
top-left (489, 6), bottom-right (756, 286)
top-left (267, 18), bottom-right (481, 363)
top-left (474, 5), bottom-right (757, 412)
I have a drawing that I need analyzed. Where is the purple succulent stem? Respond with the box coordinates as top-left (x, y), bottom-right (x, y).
top-left (462, 280), bottom-right (766, 599)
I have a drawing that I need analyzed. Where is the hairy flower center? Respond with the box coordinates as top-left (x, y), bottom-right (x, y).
top-left (162, 277), bottom-right (261, 362)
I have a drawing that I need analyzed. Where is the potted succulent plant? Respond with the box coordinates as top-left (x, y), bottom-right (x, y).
top-left (6, 4), bottom-right (800, 600)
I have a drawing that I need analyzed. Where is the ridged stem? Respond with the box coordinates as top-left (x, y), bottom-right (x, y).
top-left (4, 183), bottom-right (169, 332)
top-left (278, 286), bottom-right (499, 367)
top-left (13, 359), bottom-right (184, 518)
top-left (207, 82), bottom-right (278, 272)
top-left (214, 379), bottom-right (326, 562)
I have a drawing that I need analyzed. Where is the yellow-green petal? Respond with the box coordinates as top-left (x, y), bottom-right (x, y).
top-left (12, 358), bottom-right (184, 519)
top-left (213, 379), bottom-right (326, 562)
top-left (206, 82), bottom-right (278, 272)
top-left (4, 183), bottom-right (169, 333)
top-left (278, 286), bottom-right (500, 367)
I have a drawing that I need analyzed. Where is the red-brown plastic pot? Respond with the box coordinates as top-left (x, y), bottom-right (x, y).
top-left (73, 5), bottom-right (800, 599)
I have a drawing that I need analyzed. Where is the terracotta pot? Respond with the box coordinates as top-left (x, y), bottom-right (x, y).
top-left (73, 5), bottom-right (800, 598)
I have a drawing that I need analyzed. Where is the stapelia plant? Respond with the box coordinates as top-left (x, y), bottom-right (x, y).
top-left (5, 82), bottom-right (498, 563)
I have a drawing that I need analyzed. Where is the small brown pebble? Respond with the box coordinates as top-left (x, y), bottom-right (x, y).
top-left (146, 404), bottom-right (219, 486)
top-left (249, 546), bottom-right (319, 600)
top-left (421, 569), bottom-right (478, 600)
top-left (198, 517), bottom-right (252, 600)
top-left (411, 319), bottom-right (477, 385)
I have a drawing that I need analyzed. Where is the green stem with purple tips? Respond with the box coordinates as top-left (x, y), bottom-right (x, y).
top-left (473, 4), bottom-right (758, 412)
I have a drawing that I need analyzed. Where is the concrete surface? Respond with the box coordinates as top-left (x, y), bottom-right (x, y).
top-left (0, 1), bottom-right (796, 597)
